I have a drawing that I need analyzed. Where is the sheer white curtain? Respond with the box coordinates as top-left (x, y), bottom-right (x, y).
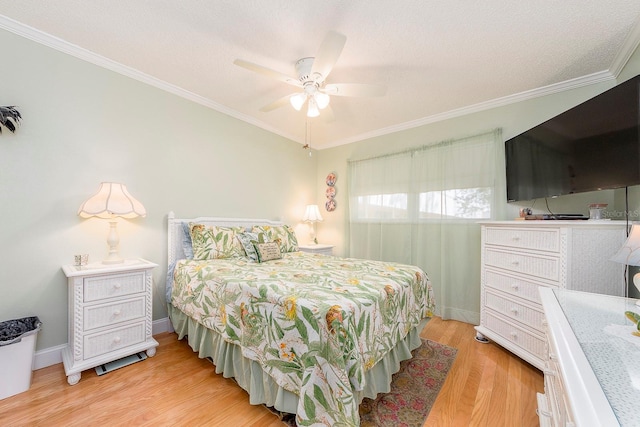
top-left (347, 129), bottom-right (504, 324)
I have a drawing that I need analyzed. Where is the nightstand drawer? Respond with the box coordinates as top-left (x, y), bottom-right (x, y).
top-left (485, 226), bottom-right (560, 253)
top-left (83, 297), bottom-right (146, 331)
top-left (84, 321), bottom-right (145, 359)
top-left (84, 272), bottom-right (145, 302)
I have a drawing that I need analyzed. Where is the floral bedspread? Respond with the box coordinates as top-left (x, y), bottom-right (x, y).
top-left (171, 251), bottom-right (435, 426)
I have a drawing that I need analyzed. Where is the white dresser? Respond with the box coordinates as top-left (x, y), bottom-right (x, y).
top-left (61, 259), bottom-right (158, 385)
top-left (475, 221), bottom-right (626, 370)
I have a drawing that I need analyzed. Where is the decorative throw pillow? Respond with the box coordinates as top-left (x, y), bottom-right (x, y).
top-left (189, 223), bottom-right (245, 260)
top-left (253, 241), bottom-right (282, 263)
top-left (181, 222), bottom-right (194, 260)
top-left (251, 225), bottom-right (299, 253)
top-left (237, 231), bottom-right (260, 262)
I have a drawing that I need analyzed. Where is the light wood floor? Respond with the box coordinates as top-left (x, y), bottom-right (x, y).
top-left (0, 317), bottom-right (543, 426)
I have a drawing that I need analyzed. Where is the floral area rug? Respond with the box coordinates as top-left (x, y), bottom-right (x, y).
top-left (272, 338), bottom-right (457, 427)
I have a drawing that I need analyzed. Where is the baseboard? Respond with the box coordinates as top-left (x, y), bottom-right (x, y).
top-left (152, 316), bottom-right (173, 335)
top-left (33, 343), bottom-right (67, 370)
top-left (33, 317), bottom-right (173, 370)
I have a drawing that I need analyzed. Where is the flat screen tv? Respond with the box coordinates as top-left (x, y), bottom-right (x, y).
top-left (505, 75), bottom-right (640, 202)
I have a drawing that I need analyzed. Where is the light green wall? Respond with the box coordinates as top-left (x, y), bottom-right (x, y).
top-left (0, 28), bottom-right (317, 350)
top-left (4, 25), bottom-right (640, 350)
top-left (317, 47), bottom-right (640, 257)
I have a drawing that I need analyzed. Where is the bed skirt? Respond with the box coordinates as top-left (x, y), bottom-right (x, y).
top-left (168, 304), bottom-right (429, 415)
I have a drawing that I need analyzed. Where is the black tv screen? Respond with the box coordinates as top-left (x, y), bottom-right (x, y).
top-left (505, 75), bottom-right (640, 202)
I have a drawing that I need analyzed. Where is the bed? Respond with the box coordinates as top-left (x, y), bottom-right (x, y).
top-left (166, 212), bottom-right (435, 426)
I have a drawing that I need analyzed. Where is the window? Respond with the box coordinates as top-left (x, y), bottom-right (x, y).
top-left (356, 193), bottom-right (408, 219)
top-left (349, 130), bottom-right (499, 223)
top-left (346, 129), bottom-right (503, 325)
top-left (419, 187), bottom-right (492, 219)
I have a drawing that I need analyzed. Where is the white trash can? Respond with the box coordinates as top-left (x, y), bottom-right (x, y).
top-left (0, 316), bottom-right (41, 400)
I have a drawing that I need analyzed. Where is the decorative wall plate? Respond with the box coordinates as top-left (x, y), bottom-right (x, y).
top-left (326, 187), bottom-right (336, 198)
top-left (326, 172), bottom-right (337, 187)
top-left (325, 198), bottom-right (336, 212)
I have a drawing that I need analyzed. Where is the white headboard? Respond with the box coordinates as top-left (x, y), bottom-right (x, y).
top-left (167, 211), bottom-right (284, 266)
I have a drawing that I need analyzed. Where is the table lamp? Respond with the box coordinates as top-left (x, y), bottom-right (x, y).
top-left (78, 182), bottom-right (146, 264)
top-left (611, 223), bottom-right (640, 305)
top-left (303, 204), bottom-right (323, 244)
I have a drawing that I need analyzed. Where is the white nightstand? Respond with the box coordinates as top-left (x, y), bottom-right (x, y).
top-left (61, 258), bottom-right (158, 385)
top-left (298, 244), bottom-right (334, 256)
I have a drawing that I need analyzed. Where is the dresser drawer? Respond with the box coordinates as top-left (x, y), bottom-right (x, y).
top-left (485, 226), bottom-right (560, 253)
top-left (484, 269), bottom-right (555, 305)
top-left (485, 290), bottom-right (545, 333)
top-left (484, 311), bottom-right (547, 361)
top-left (84, 272), bottom-right (145, 302)
top-left (484, 248), bottom-right (560, 283)
top-left (83, 297), bottom-right (146, 331)
top-left (83, 321), bottom-right (145, 359)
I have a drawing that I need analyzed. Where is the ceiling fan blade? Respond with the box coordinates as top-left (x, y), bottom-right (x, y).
top-left (234, 59), bottom-right (302, 88)
top-left (260, 94), bottom-right (296, 112)
top-left (310, 31), bottom-right (347, 82)
top-left (323, 83), bottom-right (387, 97)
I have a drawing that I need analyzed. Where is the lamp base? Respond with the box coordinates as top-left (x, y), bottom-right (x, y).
top-left (103, 220), bottom-right (123, 264)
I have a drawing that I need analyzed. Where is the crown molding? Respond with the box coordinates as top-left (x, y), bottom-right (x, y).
top-left (0, 15), bottom-right (298, 143)
top-left (323, 71), bottom-right (616, 149)
top-left (609, 16), bottom-right (640, 78)
top-left (323, 16), bottom-right (640, 149)
top-left (1, 14), bottom-right (636, 150)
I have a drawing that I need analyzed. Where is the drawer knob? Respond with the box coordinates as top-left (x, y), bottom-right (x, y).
top-left (114, 283), bottom-right (122, 290)
top-left (510, 332), bottom-right (517, 339)
top-left (510, 284), bottom-right (519, 291)
top-left (113, 336), bottom-right (121, 344)
top-left (510, 307), bottom-right (519, 315)
top-left (512, 236), bottom-right (521, 241)
top-left (113, 309), bottom-right (121, 316)
top-left (511, 261), bottom-right (520, 266)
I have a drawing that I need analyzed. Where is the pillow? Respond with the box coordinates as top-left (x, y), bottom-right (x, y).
top-left (253, 241), bottom-right (282, 263)
top-left (189, 223), bottom-right (245, 260)
top-left (237, 231), bottom-right (260, 262)
top-left (251, 225), bottom-right (299, 253)
top-left (181, 222), bottom-right (194, 260)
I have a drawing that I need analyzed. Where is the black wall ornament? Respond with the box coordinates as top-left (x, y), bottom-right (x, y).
top-left (0, 106), bottom-right (22, 134)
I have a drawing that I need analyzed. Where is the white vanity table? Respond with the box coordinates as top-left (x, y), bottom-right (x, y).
top-left (539, 287), bottom-right (640, 426)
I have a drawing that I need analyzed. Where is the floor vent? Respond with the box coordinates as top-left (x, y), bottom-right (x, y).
top-left (95, 352), bottom-right (147, 376)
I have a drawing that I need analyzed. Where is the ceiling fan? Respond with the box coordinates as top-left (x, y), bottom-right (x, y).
top-left (234, 31), bottom-right (386, 118)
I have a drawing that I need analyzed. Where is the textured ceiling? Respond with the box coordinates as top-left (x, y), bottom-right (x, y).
top-left (1, 1), bottom-right (640, 149)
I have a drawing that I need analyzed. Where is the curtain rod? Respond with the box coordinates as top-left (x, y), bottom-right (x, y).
top-left (347, 128), bottom-right (501, 165)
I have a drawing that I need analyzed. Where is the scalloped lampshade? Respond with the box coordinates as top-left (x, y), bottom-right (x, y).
top-left (78, 182), bottom-right (146, 264)
top-left (303, 204), bottom-right (323, 244)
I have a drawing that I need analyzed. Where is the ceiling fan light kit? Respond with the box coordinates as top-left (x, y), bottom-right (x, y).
top-left (314, 92), bottom-right (330, 109)
top-left (290, 92), bottom-right (307, 111)
top-left (288, 81), bottom-right (332, 117)
top-left (234, 30), bottom-right (386, 119)
top-left (306, 97), bottom-right (320, 117)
